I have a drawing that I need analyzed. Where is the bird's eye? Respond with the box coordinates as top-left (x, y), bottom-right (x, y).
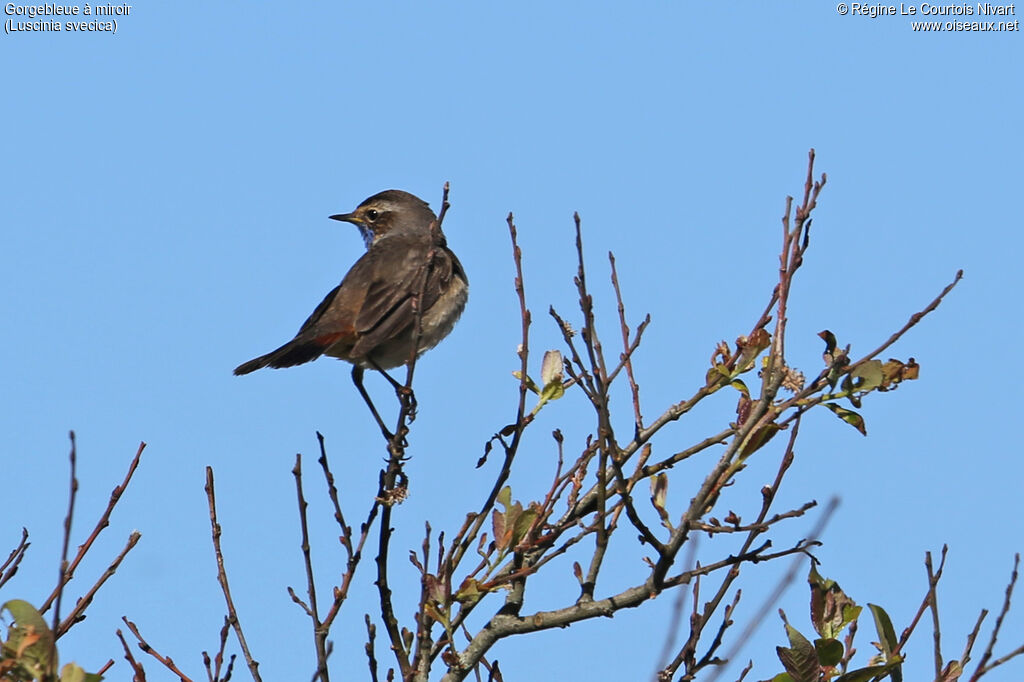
top-left (366, 209), bottom-right (380, 221)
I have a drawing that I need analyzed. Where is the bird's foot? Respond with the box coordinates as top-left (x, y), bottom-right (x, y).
top-left (398, 386), bottom-right (418, 422)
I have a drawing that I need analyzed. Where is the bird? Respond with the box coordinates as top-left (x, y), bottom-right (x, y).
top-left (234, 190), bottom-right (468, 384)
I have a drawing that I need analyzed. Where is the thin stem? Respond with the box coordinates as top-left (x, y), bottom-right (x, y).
top-left (205, 467), bottom-right (262, 682)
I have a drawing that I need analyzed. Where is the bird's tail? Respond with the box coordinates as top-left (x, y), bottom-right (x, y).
top-left (233, 337), bottom-right (334, 375)
top-left (233, 354), bottom-right (275, 375)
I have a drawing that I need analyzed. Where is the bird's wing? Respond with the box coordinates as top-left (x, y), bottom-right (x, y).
top-left (295, 282), bottom-right (345, 335)
top-left (347, 238), bottom-right (456, 359)
top-left (233, 235), bottom-right (463, 375)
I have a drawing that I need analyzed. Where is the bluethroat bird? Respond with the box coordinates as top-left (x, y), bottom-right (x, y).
top-left (234, 190), bottom-right (468, 428)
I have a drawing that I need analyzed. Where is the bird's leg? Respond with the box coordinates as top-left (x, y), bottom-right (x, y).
top-left (370, 361), bottom-right (418, 422)
top-left (351, 365), bottom-right (394, 441)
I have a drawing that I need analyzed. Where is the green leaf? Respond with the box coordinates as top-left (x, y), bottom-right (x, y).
top-left (740, 422), bottom-right (781, 456)
top-left (650, 473), bottom-right (668, 509)
top-left (491, 509), bottom-right (508, 550)
top-left (869, 603), bottom-right (903, 682)
top-left (852, 360), bottom-right (884, 392)
top-left (538, 380), bottom-right (564, 404)
top-left (496, 486), bottom-right (512, 512)
top-left (730, 379), bottom-right (750, 398)
top-left (453, 578), bottom-right (486, 606)
top-left (650, 473), bottom-right (672, 530)
top-left (809, 566), bottom-right (861, 639)
top-left (511, 370), bottom-right (539, 394)
top-left (736, 328), bottom-right (771, 372)
top-left (59, 662), bottom-right (100, 682)
top-left (834, 663), bottom-right (902, 682)
top-left (510, 507), bottom-right (539, 547)
top-left (523, 351), bottom-right (567, 416)
top-left (540, 350), bottom-right (563, 388)
top-left (814, 637), bottom-right (844, 667)
top-left (869, 603), bottom-right (898, 657)
top-left (770, 674), bottom-right (796, 682)
top-left (824, 402), bottom-right (867, 436)
top-left (1, 599), bottom-right (50, 634)
top-left (1, 599), bottom-right (56, 677)
top-left (939, 660), bottom-right (963, 681)
top-left (705, 364), bottom-right (731, 388)
top-left (423, 602), bottom-right (449, 627)
top-left (776, 624), bottom-right (819, 682)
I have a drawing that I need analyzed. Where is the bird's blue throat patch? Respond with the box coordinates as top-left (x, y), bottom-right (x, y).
top-left (358, 225), bottom-right (374, 249)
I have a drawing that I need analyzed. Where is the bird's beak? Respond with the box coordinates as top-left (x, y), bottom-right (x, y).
top-left (329, 212), bottom-right (359, 224)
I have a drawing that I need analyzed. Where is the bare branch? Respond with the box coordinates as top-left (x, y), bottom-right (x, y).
top-left (205, 467), bottom-right (262, 682)
top-left (0, 528), bottom-right (30, 591)
top-left (122, 617), bottom-right (194, 682)
top-left (895, 545), bottom-right (948, 656)
top-left (40, 438), bottom-right (147, 616)
top-left (52, 430), bottom-right (79, 637)
top-left (365, 614), bottom-right (380, 682)
top-left (971, 553), bottom-right (1024, 680)
top-left (57, 530), bottom-right (141, 637)
top-left (291, 453), bottom-right (329, 681)
top-left (848, 270), bottom-right (963, 374)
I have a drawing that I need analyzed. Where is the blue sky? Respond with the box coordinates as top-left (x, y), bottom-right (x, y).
top-left (2, 3), bottom-right (1021, 680)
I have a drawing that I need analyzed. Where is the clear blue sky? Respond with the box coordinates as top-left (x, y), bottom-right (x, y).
top-left (2, 3), bottom-right (1021, 680)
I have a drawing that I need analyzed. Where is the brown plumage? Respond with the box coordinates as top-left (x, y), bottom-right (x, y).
top-left (234, 190), bottom-right (468, 376)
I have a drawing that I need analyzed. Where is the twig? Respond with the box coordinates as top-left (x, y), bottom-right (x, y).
top-left (40, 439), bottom-right (148, 615)
top-left (656, 535), bottom-right (699, 674)
top-left (291, 454), bottom-right (329, 681)
top-left (971, 553), bottom-right (1023, 680)
top-left (927, 548), bottom-right (947, 678)
top-left (52, 430), bottom-right (79, 638)
top-left (202, 616), bottom-right (236, 682)
top-left (607, 453), bottom-right (665, 554)
top-left (732, 660), bottom-right (753, 682)
top-left (569, 214), bottom-right (614, 602)
top-left (122, 617), bottom-right (194, 681)
top-left (609, 251), bottom-right (647, 437)
top-left (895, 546), bottom-right (948, 656)
top-left (57, 530), bottom-right (141, 637)
top-left (373, 456), bottom-right (412, 679)
top-left (704, 494), bottom-right (839, 682)
top-left (451, 212), bottom-right (532, 568)
top-left (116, 627), bottom-right (149, 681)
top-left (316, 432), bottom-right (379, 631)
top-left (661, 414), bottom-right (808, 681)
top-left (365, 614), bottom-right (380, 682)
top-left (959, 610), bottom-right (988, 675)
top-left (205, 467), bottom-right (262, 682)
top-left (0, 528), bottom-right (30, 590)
top-left (847, 270), bottom-right (963, 373)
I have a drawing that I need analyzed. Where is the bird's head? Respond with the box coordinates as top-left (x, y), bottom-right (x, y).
top-left (330, 190), bottom-right (438, 248)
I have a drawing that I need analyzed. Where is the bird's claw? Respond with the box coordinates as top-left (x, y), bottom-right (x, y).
top-left (398, 386), bottom-right (418, 422)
